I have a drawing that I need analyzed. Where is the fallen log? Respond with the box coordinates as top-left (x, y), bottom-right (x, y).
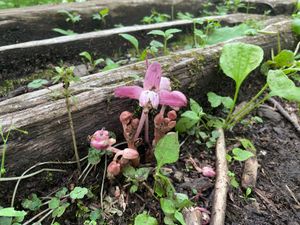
top-left (0, 13), bottom-right (264, 82)
top-left (0, 0), bottom-right (220, 46)
top-left (0, 17), bottom-right (297, 177)
top-left (244, 0), bottom-right (296, 15)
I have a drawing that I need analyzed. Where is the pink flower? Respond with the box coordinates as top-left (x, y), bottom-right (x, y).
top-left (202, 166), bottom-right (216, 177)
top-left (115, 62), bottom-right (187, 109)
top-left (107, 161), bottom-right (121, 176)
top-left (90, 129), bottom-right (116, 150)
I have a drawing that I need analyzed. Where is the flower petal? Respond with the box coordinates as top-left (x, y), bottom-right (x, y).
top-left (144, 62), bottom-right (162, 90)
top-left (139, 90), bottom-right (160, 109)
top-left (114, 86), bottom-right (143, 99)
top-left (160, 77), bottom-right (171, 91)
top-left (159, 90), bottom-right (187, 108)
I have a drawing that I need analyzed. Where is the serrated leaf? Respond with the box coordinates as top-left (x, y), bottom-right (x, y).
top-left (232, 148), bottom-right (254, 161)
top-left (134, 212), bottom-right (158, 225)
top-left (220, 43), bottom-right (264, 89)
top-left (70, 187), bottom-right (88, 199)
top-left (49, 197), bottom-right (60, 209)
top-left (155, 133), bottom-right (180, 169)
top-left (22, 194), bottom-right (42, 211)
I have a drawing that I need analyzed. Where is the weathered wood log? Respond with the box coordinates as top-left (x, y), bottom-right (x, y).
top-left (244, 0), bottom-right (296, 15)
top-left (0, 13), bottom-right (264, 82)
top-left (0, 0), bottom-right (220, 46)
top-left (0, 17), bottom-right (297, 177)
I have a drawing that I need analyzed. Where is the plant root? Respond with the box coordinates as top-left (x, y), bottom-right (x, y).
top-left (183, 207), bottom-right (202, 225)
top-left (268, 98), bottom-right (300, 134)
top-left (210, 128), bottom-right (228, 225)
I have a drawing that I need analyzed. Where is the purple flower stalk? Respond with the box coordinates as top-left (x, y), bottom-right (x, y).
top-left (115, 62), bottom-right (187, 142)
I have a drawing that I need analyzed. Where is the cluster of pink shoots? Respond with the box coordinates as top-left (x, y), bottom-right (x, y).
top-left (90, 61), bottom-right (187, 177)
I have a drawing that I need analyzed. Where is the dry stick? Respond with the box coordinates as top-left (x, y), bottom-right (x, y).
top-left (10, 157), bottom-right (88, 207)
top-left (285, 184), bottom-right (300, 206)
top-left (268, 98), bottom-right (300, 134)
top-left (210, 128), bottom-right (228, 225)
top-left (241, 146), bottom-right (258, 189)
top-left (183, 207), bottom-right (202, 225)
top-left (82, 164), bottom-right (95, 183)
top-left (100, 154), bottom-right (107, 209)
top-left (22, 208), bottom-right (52, 225)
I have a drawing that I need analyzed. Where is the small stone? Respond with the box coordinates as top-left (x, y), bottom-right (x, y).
top-left (74, 64), bottom-right (88, 77)
top-left (258, 106), bottom-right (282, 123)
top-left (174, 171), bottom-right (184, 182)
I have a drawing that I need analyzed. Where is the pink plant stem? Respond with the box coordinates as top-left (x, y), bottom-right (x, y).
top-left (144, 113), bottom-right (149, 145)
top-left (160, 105), bottom-right (166, 115)
top-left (134, 109), bottom-right (148, 140)
top-left (107, 147), bottom-right (121, 154)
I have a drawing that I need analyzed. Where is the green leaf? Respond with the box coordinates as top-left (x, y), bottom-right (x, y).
top-left (292, 18), bottom-right (300, 35)
top-left (181, 111), bottom-right (200, 120)
top-left (0, 208), bottom-right (27, 218)
top-left (134, 212), bottom-right (158, 225)
top-left (189, 98), bottom-right (203, 115)
top-left (176, 117), bottom-right (199, 133)
top-left (164, 216), bottom-right (175, 225)
top-left (70, 187), bottom-right (88, 199)
top-left (273, 50), bottom-right (295, 67)
top-left (174, 193), bottom-right (192, 209)
top-left (135, 167), bottom-right (151, 181)
top-left (103, 58), bottom-right (119, 71)
top-left (49, 197), bottom-right (60, 209)
top-left (52, 203), bottom-right (70, 218)
top-left (207, 92), bottom-right (222, 107)
top-left (246, 187), bottom-right (252, 197)
top-left (267, 70), bottom-right (300, 102)
top-left (119, 34), bottom-right (139, 52)
top-left (122, 165), bottom-right (136, 179)
top-left (79, 51), bottom-right (92, 63)
top-left (174, 211), bottom-right (186, 225)
top-left (27, 79), bottom-right (48, 89)
top-left (165, 28), bottom-right (182, 36)
top-left (94, 58), bottom-right (104, 66)
top-left (88, 148), bottom-right (104, 165)
top-left (154, 132), bottom-right (180, 169)
top-left (147, 30), bottom-right (166, 37)
top-left (220, 43), bottom-right (264, 89)
top-left (21, 194), bottom-right (42, 211)
top-left (99, 8), bottom-right (109, 16)
top-left (232, 148), bottom-right (254, 161)
top-left (130, 185), bottom-right (138, 193)
top-left (160, 198), bottom-right (176, 214)
top-left (89, 209), bottom-right (102, 221)
top-left (239, 138), bottom-right (256, 153)
top-left (55, 187), bottom-right (68, 199)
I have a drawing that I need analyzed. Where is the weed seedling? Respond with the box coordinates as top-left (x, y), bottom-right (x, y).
top-left (92, 8), bottom-right (109, 26)
top-left (119, 33), bottom-right (140, 56)
top-left (147, 29), bottom-right (182, 55)
top-left (141, 10), bottom-right (170, 24)
top-left (52, 66), bottom-right (81, 171)
top-left (79, 51), bottom-right (104, 71)
top-left (58, 10), bottom-right (81, 24)
top-left (0, 125), bottom-right (27, 177)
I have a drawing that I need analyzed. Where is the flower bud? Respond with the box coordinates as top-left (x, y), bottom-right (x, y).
top-left (120, 111), bottom-right (132, 125)
top-left (167, 110), bottom-right (177, 120)
top-left (90, 129), bottom-right (114, 150)
top-left (107, 161), bottom-right (121, 176)
top-left (122, 148), bottom-right (139, 160)
top-left (202, 166), bottom-right (216, 177)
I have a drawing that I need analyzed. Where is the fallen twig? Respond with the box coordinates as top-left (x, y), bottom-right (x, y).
top-left (241, 144), bottom-right (258, 189)
top-left (183, 207), bottom-right (202, 225)
top-left (210, 128), bottom-right (228, 225)
top-left (268, 98), bottom-right (300, 134)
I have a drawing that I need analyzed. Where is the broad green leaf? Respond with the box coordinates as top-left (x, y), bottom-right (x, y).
top-left (207, 24), bottom-right (252, 45)
top-left (181, 111), bottom-right (199, 121)
top-left (52, 28), bottom-right (77, 36)
top-left (49, 197), bottom-right (60, 209)
top-left (147, 30), bottom-right (166, 37)
top-left (160, 198), bottom-right (176, 214)
top-left (164, 216), bottom-right (175, 225)
top-left (155, 132), bottom-right (180, 169)
top-left (21, 194), bottom-right (42, 211)
top-left (27, 79), bottom-right (48, 89)
top-left (292, 18), bottom-right (300, 35)
top-left (232, 148), bottom-right (254, 161)
top-left (134, 212), bottom-right (158, 225)
top-left (79, 51), bottom-right (92, 63)
top-left (176, 117), bottom-right (199, 133)
top-left (122, 165), bottom-right (136, 178)
top-left (150, 40), bottom-right (164, 48)
top-left (88, 148), bottom-right (104, 165)
top-left (119, 34), bottom-right (139, 52)
top-left (174, 193), bottom-right (192, 209)
top-left (89, 209), bottom-right (102, 221)
top-left (94, 58), bottom-right (104, 66)
top-left (70, 187), bottom-right (88, 199)
top-left (0, 208), bottom-right (27, 218)
top-left (177, 12), bottom-right (194, 20)
top-left (0, 217), bottom-right (12, 225)
top-left (273, 50), bottom-right (295, 67)
top-left (189, 98), bottom-right (203, 114)
top-left (239, 138), bottom-right (256, 153)
top-left (207, 92), bottom-right (233, 109)
top-left (135, 167), bottom-right (151, 181)
top-left (267, 70), bottom-right (300, 102)
top-left (174, 211), bottom-right (186, 225)
top-left (220, 43), bottom-right (264, 88)
top-left (103, 58), bottom-right (119, 71)
top-left (165, 28), bottom-right (182, 36)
